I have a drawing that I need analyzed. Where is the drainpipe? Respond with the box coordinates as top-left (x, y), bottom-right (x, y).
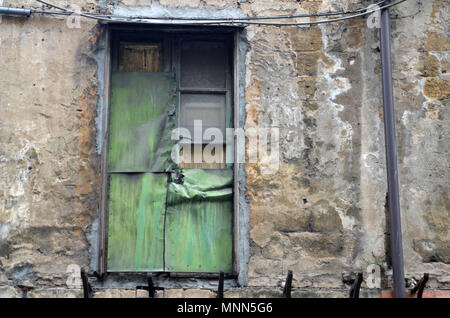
top-left (379, 1), bottom-right (406, 298)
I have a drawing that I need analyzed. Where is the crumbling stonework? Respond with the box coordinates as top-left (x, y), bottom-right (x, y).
top-left (0, 0), bottom-right (448, 297)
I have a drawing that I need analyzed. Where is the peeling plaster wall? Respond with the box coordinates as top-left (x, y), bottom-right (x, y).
top-left (390, 0), bottom-right (449, 285)
top-left (0, 1), bottom-right (102, 293)
top-left (0, 0), bottom-right (448, 297)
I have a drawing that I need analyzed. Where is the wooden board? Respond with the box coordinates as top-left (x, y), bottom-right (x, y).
top-left (119, 43), bottom-right (163, 72)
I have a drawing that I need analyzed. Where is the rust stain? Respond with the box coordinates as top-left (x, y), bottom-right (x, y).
top-left (72, 31), bottom-right (101, 230)
top-left (288, 26), bottom-right (322, 52)
top-left (249, 209), bottom-right (264, 230)
top-left (423, 77), bottom-right (450, 100)
top-left (426, 102), bottom-right (444, 121)
top-left (245, 77), bottom-right (263, 127)
top-left (340, 20), bottom-right (366, 50)
top-left (77, 85), bottom-right (97, 196)
top-left (430, 0), bottom-right (445, 24)
top-left (425, 32), bottom-right (450, 52)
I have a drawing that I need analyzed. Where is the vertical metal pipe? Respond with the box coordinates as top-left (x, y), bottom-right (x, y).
top-left (379, 1), bottom-right (406, 298)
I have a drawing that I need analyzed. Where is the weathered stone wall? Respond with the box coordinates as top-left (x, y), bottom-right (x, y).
top-left (0, 0), bottom-right (448, 297)
top-left (0, 0), bottom-right (103, 296)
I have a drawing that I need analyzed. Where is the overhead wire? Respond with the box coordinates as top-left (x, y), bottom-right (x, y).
top-left (185, 1), bottom-right (408, 26)
top-left (30, 0), bottom-right (408, 26)
top-left (93, 0), bottom-right (392, 21)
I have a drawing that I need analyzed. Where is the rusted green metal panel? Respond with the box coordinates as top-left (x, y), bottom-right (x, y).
top-left (107, 71), bottom-right (233, 273)
top-left (165, 169), bottom-right (233, 273)
top-left (107, 173), bottom-right (167, 272)
top-left (168, 169), bottom-right (233, 204)
top-left (108, 72), bottom-right (177, 173)
top-left (165, 201), bottom-right (233, 273)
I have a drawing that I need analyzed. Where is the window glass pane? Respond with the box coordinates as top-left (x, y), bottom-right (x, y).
top-left (179, 144), bottom-right (226, 169)
top-left (180, 94), bottom-right (226, 142)
top-left (181, 41), bottom-right (227, 88)
top-left (119, 42), bottom-right (163, 72)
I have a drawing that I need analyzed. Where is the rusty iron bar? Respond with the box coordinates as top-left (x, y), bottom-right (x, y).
top-left (17, 283), bottom-right (33, 298)
top-left (380, 0), bottom-right (406, 298)
top-left (283, 270), bottom-right (293, 298)
top-left (93, 271), bottom-right (105, 281)
top-left (80, 268), bottom-right (92, 298)
top-left (217, 270), bottom-right (224, 298)
top-left (136, 273), bottom-right (161, 298)
top-left (410, 273), bottom-right (429, 298)
top-left (147, 273), bottom-right (155, 298)
top-left (349, 273), bottom-right (363, 298)
top-left (20, 287), bottom-right (29, 298)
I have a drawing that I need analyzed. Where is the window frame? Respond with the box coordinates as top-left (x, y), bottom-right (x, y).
top-left (175, 36), bottom-right (232, 146)
top-left (97, 25), bottom-right (241, 277)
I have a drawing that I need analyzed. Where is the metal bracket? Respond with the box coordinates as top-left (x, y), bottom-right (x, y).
top-left (93, 271), bottom-right (106, 281)
top-left (81, 268), bottom-right (93, 298)
top-left (17, 285), bottom-right (33, 298)
top-left (410, 273), bottom-right (429, 298)
top-left (283, 270), bottom-right (293, 298)
top-left (136, 273), bottom-right (163, 298)
top-left (349, 273), bottom-right (363, 298)
top-left (217, 270), bottom-right (224, 298)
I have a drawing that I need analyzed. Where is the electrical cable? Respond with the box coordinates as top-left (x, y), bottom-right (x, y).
top-left (182, 0), bottom-right (407, 26)
top-left (97, 0), bottom-right (392, 21)
top-left (33, 0), bottom-right (390, 21)
top-left (34, 0), bottom-right (100, 20)
top-left (30, 9), bottom-right (71, 15)
top-left (29, 0), bottom-right (407, 26)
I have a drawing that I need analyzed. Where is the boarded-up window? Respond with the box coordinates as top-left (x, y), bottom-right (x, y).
top-left (105, 34), bottom-right (234, 274)
top-left (119, 43), bottom-right (163, 72)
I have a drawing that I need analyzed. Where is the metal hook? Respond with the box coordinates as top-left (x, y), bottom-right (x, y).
top-left (410, 273), bottom-right (429, 298)
top-left (136, 273), bottom-right (164, 298)
top-left (81, 268), bottom-right (93, 298)
top-left (217, 270), bottom-right (224, 298)
top-left (349, 273), bottom-right (363, 298)
top-left (283, 270), bottom-right (293, 298)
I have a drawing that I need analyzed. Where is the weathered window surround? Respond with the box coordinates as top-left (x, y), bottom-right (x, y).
top-left (97, 24), bottom-right (243, 279)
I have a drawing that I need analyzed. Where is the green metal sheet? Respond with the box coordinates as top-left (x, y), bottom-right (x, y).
top-left (107, 173), bottom-right (167, 272)
top-left (165, 169), bottom-right (233, 273)
top-left (108, 72), bottom-right (177, 173)
top-left (106, 70), bottom-right (234, 273)
top-left (165, 201), bottom-right (233, 273)
top-left (168, 169), bottom-right (233, 205)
